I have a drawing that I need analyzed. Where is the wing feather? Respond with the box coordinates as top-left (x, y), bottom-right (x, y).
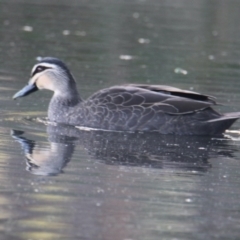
top-left (88, 84), bottom-right (216, 114)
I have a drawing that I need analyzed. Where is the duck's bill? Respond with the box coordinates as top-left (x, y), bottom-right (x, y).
top-left (13, 84), bottom-right (38, 99)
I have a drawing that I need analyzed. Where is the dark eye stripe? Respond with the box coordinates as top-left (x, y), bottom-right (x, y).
top-left (32, 66), bottom-right (50, 77)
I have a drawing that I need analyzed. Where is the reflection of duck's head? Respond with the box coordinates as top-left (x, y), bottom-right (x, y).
top-left (11, 130), bottom-right (74, 176)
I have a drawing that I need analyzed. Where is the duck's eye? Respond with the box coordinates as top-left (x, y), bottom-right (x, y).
top-left (36, 66), bottom-right (44, 72)
top-left (32, 66), bottom-right (50, 76)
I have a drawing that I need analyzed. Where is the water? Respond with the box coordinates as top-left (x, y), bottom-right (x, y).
top-left (1, 0), bottom-right (240, 239)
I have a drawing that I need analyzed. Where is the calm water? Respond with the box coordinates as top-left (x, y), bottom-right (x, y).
top-left (1, 0), bottom-right (240, 239)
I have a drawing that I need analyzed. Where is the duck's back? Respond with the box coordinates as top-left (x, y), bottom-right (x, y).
top-left (63, 84), bottom-right (240, 135)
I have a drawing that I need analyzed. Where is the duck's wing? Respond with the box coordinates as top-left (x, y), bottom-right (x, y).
top-left (88, 84), bottom-right (217, 114)
top-left (124, 84), bottom-right (216, 103)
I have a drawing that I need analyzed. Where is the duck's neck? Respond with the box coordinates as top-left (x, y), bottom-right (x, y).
top-left (54, 88), bottom-right (82, 106)
top-left (48, 88), bottom-right (83, 124)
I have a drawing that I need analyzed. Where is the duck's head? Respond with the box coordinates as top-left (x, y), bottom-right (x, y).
top-left (13, 57), bottom-right (77, 99)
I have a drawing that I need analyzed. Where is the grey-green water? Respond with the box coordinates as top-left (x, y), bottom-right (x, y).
top-left (1, 0), bottom-right (240, 239)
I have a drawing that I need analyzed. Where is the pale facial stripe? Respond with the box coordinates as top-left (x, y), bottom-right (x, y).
top-left (31, 63), bottom-right (56, 76)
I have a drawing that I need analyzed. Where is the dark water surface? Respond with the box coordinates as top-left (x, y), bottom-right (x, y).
top-left (1, 0), bottom-right (240, 239)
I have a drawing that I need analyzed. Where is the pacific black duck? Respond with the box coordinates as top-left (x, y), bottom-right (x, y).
top-left (13, 57), bottom-right (240, 135)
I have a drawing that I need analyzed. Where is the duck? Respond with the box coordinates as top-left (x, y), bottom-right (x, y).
top-left (13, 57), bottom-right (240, 135)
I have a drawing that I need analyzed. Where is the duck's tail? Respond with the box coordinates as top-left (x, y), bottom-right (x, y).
top-left (206, 112), bottom-right (240, 135)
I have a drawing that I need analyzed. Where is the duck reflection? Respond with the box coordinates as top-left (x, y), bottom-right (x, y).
top-left (11, 124), bottom-right (235, 176)
top-left (11, 129), bottom-right (76, 175)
